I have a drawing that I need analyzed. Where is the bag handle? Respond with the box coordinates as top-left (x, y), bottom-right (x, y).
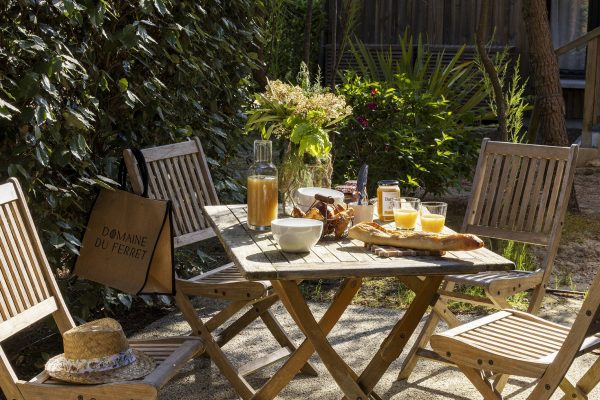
top-left (119, 148), bottom-right (149, 198)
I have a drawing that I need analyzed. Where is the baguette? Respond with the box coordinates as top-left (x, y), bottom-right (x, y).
top-left (349, 222), bottom-right (484, 251)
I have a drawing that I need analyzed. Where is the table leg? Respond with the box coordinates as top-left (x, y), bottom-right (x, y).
top-left (271, 278), bottom-right (370, 400)
top-left (348, 275), bottom-right (444, 398)
top-left (252, 277), bottom-right (362, 400)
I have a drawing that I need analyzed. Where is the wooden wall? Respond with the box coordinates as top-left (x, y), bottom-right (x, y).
top-left (323, 0), bottom-right (530, 80)
top-left (348, 0), bottom-right (526, 47)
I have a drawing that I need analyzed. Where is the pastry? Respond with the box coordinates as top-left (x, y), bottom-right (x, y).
top-left (349, 222), bottom-right (484, 251)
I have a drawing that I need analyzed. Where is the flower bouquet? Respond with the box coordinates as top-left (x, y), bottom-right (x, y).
top-left (245, 64), bottom-right (352, 210)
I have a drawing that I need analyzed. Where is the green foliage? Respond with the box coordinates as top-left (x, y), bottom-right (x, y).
top-left (475, 48), bottom-right (530, 143)
top-left (501, 240), bottom-right (538, 272)
top-left (347, 33), bottom-right (488, 121)
top-left (245, 64), bottom-right (352, 159)
top-left (0, 0), bottom-right (261, 319)
top-left (334, 34), bottom-right (490, 196)
top-left (333, 34), bottom-right (489, 196)
top-left (262, 0), bottom-right (326, 80)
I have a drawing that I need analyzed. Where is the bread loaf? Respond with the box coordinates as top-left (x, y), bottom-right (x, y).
top-left (349, 222), bottom-right (484, 251)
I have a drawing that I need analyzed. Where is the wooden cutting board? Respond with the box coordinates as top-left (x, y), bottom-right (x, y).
top-left (365, 243), bottom-right (445, 258)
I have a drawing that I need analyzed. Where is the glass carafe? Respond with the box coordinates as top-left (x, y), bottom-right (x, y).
top-left (247, 140), bottom-right (278, 230)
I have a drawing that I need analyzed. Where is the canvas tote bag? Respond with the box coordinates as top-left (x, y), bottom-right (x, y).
top-left (74, 149), bottom-right (175, 295)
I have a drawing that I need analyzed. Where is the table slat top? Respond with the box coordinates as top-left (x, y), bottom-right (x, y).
top-left (205, 205), bottom-right (514, 281)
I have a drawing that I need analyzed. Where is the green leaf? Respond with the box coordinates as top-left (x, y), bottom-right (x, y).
top-left (63, 232), bottom-right (81, 247)
top-left (69, 134), bottom-right (88, 160)
top-left (117, 293), bottom-right (132, 309)
top-left (8, 164), bottom-right (29, 179)
top-left (153, 0), bottom-right (170, 16)
top-left (35, 143), bottom-right (50, 166)
top-left (118, 78), bottom-right (129, 93)
top-left (0, 98), bottom-right (20, 120)
top-left (63, 109), bottom-right (92, 130)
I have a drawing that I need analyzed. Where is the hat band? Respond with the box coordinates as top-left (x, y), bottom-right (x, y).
top-left (63, 348), bottom-right (137, 374)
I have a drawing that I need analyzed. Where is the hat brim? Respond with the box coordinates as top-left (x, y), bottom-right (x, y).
top-left (45, 349), bottom-right (155, 385)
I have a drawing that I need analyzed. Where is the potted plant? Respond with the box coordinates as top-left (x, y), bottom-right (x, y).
top-left (245, 64), bottom-right (352, 210)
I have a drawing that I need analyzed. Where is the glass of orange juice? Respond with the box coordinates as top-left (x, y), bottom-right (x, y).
top-left (420, 202), bottom-right (447, 233)
top-left (393, 198), bottom-right (420, 230)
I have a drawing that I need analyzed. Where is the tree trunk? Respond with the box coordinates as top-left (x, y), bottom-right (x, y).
top-left (476, 0), bottom-right (508, 141)
top-left (303, 0), bottom-right (314, 66)
top-left (523, 0), bottom-right (569, 146)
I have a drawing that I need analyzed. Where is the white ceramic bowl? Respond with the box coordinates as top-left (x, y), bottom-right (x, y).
top-left (271, 218), bottom-right (323, 253)
top-left (295, 187), bottom-right (345, 211)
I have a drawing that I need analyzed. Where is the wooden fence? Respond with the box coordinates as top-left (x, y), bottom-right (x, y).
top-left (323, 0), bottom-right (529, 82)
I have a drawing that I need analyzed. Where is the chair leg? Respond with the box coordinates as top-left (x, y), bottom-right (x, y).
top-left (459, 366), bottom-right (502, 400)
top-left (174, 289), bottom-right (206, 338)
top-left (527, 283), bottom-right (546, 314)
top-left (206, 301), bottom-right (249, 333)
top-left (493, 373), bottom-right (510, 394)
top-left (486, 291), bottom-right (512, 310)
top-left (397, 281), bottom-right (457, 381)
top-left (216, 295), bottom-right (279, 347)
top-left (559, 377), bottom-right (588, 400)
top-left (574, 355), bottom-right (600, 397)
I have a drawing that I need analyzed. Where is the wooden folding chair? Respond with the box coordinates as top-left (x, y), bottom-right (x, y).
top-left (123, 138), bottom-right (317, 399)
top-left (398, 139), bottom-right (579, 382)
top-left (430, 261), bottom-right (600, 400)
top-left (0, 178), bottom-right (204, 400)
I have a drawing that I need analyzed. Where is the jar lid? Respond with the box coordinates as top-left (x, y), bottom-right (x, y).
top-left (378, 180), bottom-right (399, 186)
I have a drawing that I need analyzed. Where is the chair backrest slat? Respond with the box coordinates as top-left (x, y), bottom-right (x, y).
top-left (0, 180), bottom-right (74, 330)
top-left (542, 160), bottom-right (566, 233)
top-left (124, 138), bottom-right (220, 248)
top-left (463, 139), bottom-right (578, 246)
top-left (0, 179), bottom-right (75, 396)
top-left (170, 157), bottom-right (200, 231)
top-left (533, 159), bottom-right (556, 233)
top-left (506, 156), bottom-right (530, 228)
top-left (0, 200), bottom-right (46, 316)
top-left (497, 155), bottom-right (521, 227)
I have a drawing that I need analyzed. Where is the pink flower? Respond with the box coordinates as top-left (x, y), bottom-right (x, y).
top-left (367, 101), bottom-right (377, 111)
top-left (356, 115), bottom-right (369, 127)
top-left (370, 88), bottom-right (378, 96)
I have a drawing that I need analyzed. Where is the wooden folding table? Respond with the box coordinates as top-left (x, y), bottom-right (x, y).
top-left (204, 204), bottom-right (514, 400)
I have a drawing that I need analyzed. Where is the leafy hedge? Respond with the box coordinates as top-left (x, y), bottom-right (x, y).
top-left (262, 0), bottom-right (326, 80)
top-left (333, 38), bottom-right (490, 197)
top-left (0, 0), bottom-right (261, 318)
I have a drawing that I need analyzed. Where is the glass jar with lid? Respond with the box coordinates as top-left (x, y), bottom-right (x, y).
top-left (377, 180), bottom-right (401, 222)
top-left (247, 140), bottom-right (278, 230)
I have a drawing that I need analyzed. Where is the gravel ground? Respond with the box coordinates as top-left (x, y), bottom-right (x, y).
top-left (132, 296), bottom-right (596, 400)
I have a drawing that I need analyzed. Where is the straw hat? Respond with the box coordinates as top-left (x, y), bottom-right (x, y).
top-left (45, 318), bottom-right (155, 384)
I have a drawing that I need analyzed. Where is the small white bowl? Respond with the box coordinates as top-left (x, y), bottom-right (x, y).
top-left (271, 218), bottom-right (323, 253)
top-left (295, 187), bottom-right (345, 211)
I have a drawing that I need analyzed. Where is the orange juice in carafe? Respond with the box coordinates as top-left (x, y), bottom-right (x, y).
top-left (247, 140), bottom-right (278, 230)
top-left (247, 175), bottom-right (278, 229)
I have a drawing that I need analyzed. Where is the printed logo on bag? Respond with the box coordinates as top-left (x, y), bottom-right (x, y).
top-left (94, 226), bottom-right (149, 260)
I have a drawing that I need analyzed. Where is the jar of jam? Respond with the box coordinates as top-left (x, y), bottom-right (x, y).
top-left (377, 180), bottom-right (401, 222)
